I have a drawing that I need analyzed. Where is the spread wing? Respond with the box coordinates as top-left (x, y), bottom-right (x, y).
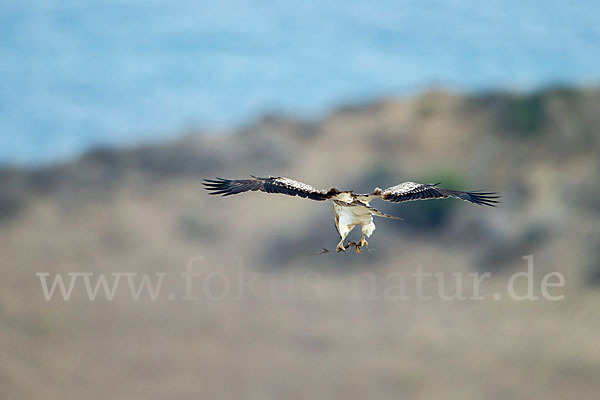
top-left (379, 182), bottom-right (499, 207)
top-left (203, 175), bottom-right (339, 201)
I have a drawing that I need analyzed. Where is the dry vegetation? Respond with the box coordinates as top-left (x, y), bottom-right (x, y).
top-left (1, 87), bottom-right (600, 399)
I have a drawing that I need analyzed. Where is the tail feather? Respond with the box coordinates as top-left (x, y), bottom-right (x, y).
top-left (366, 205), bottom-right (403, 220)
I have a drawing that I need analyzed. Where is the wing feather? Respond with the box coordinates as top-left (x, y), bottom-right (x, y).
top-left (203, 176), bottom-right (338, 201)
top-left (380, 182), bottom-right (499, 207)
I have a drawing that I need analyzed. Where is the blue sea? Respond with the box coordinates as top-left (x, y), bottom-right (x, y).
top-left (1, 0), bottom-right (599, 164)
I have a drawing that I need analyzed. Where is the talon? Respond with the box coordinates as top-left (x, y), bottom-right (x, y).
top-left (359, 239), bottom-right (368, 247)
top-left (355, 245), bottom-right (361, 254)
top-left (336, 244), bottom-right (346, 252)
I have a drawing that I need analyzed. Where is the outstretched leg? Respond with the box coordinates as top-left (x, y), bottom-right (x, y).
top-left (336, 237), bottom-right (347, 252)
top-left (336, 224), bottom-right (355, 252)
top-left (359, 221), bottom-right (376, 248)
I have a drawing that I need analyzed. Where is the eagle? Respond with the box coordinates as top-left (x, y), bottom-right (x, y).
top-left (203, 175), bottom-right (499, 253)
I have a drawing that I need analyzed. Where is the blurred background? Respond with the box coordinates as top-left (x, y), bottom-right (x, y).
top-left (1, 1), bottom-right (600, 399)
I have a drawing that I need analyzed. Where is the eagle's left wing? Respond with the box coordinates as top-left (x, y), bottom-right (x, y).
top-left (203, 175), bottom-right (340, 201)
top-left (378, 182), bottom-right (499, 207)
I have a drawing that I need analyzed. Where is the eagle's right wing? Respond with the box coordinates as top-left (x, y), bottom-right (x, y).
top-left (203, 176), bottom-right (340, 201)
top-left (379, 181), bottom-right (499, 207)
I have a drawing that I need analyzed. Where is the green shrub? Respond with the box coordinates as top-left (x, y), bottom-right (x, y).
top-left (499, 93), bottom-right (546, 136)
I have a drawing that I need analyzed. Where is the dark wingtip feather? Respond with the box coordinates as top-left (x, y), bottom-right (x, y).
top-left (202, 177), bottom-right (231, 195)
top-left (467, 191), bottom-right (501, 207)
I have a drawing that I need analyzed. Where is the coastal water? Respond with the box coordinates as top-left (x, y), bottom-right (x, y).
top-left (1, 0), bottom-right (599, 164)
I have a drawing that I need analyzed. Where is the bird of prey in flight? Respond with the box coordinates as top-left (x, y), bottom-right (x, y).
top-left (203, 176), bottom-right (499, 253)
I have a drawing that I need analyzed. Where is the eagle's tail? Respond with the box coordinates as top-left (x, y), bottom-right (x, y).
top-left (366, 205), bottom-right (403, 220)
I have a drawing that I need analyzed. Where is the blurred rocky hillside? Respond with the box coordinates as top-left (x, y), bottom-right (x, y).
top-left (1, 86), bottom-right (599, 277)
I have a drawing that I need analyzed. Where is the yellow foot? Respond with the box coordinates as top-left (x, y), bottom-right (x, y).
top-left (359, 238), bottom-right (368, 247)
top-left (336, 244), bottom-right (346, 252)
top-left (344, 241), bottom-right (362, 254)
